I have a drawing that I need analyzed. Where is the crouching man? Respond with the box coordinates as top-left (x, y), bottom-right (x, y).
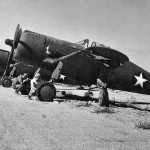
top-left (28, 74), bottom-right (42, 100)
top-left (97, 78), bottom-right (109, 107)
top-left (14, 73), bottom-right (29, 94)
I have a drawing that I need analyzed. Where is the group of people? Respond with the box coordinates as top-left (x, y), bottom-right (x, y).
top-left (12, 73), bottom-right (109, 105)
top-left (10, 61), bottom-right (109, 105)
top-left (13, 72), bottom-right (43, 100)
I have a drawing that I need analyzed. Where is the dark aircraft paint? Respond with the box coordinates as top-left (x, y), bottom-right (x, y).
top-left (10, 25), bottom-right (150, 96)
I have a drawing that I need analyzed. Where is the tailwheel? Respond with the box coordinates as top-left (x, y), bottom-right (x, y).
top-left (36, 82), bottom-right (56, 102)
top-left (2, 77), bottom-right (12, 87)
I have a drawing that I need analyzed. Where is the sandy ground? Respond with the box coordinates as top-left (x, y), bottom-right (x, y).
top-left (0, 84), bottom-right (150, 150)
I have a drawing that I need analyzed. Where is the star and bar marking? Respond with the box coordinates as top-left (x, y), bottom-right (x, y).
top-left (134, 72), bottom-right (147, 88)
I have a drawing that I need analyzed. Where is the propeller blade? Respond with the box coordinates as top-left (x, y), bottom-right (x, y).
top-left (2, 47), bottom-right (15, 78)
top-left (5, 39), bottom-right (14, 47)
top-left (13, 24), bottom-right (22, 49)
top-left (2, 24), bottom-right (22, 78)
top-left (14, 24), bottom-right (21, 39)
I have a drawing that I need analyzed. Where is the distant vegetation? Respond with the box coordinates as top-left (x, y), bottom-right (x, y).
top-left (135, 121), bottom-right (150, 130)
top-left (91, 107), bottom-right (115, 114)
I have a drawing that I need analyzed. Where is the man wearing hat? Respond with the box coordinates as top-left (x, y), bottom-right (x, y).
top-left (28, 73), bottom-right (42, 100)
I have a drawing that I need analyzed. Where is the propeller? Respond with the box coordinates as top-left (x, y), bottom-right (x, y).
top-left (2, 24), bottom-right (22, 78)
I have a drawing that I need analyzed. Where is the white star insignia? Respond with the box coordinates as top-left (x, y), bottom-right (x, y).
top-left (134, 73), bottom-right (147, 88)
top-left (46, 46), bottom-right (51, 54)
top-left (60, 74), bottom-right (66, 81)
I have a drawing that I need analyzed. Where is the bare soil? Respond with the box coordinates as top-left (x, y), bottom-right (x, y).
top-left (0, 84), bottom-right (150, 150)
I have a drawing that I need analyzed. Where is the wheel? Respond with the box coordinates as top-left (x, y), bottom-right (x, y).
top-left (36, 82), bottom-right (56, 102)
top-left (2, 77), bottom-right (12, 87)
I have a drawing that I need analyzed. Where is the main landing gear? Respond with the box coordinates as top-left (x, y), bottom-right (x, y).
top-left (1, 77), bottom-right (12, 87)
top-left (35, 61), bottom-right (63, 102)
top-left (36, 82), bottom-right (56, 102)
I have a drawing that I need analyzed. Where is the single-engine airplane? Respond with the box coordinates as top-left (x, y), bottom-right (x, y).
top-left (0, 49), bottom-right (38, 87)
top-left (4, 24), bottom-right (150, 103)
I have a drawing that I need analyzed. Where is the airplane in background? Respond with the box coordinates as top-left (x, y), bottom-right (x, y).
top-left (0, 49), bottom-right (10, 77)
top-left (0, 49), bottom-right (37, 87)
top-left (4, 24), bottom-right (150, 104)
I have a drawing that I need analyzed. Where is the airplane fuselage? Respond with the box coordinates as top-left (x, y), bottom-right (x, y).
top-left (14, 30), bottom-right (83, 67)
top-left (14, 30), bottom-right (100, 85)
top-left (13, 30), bottom-right (150, 95)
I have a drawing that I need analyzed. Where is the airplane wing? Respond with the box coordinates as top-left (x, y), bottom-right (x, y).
top-left (83, 46), bottom-right (129, 64)
top-left (84, 47), bottom-right (150, 95)
top-left (42, 46), bottom-right (129, 71)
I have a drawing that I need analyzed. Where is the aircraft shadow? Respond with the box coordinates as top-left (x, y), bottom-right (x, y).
top-left (126, 101), bottom-right (150, 105)
top-left (55, 94), bottom-right (98, 101)
top-left (110, 101), bottom-right (150, 112)
top-left (56, 94), bottom-right (150, 112)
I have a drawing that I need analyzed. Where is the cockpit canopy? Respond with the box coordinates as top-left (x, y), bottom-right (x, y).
top-left (91, 41), bottom-right (110, 48)
top-left (75, 39), bottom-right (110, 49)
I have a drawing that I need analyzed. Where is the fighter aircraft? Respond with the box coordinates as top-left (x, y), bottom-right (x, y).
top-left (4, 24), bottom-right (150, 103)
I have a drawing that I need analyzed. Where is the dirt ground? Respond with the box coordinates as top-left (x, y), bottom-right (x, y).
top-left (0, 84), bottom-right (150, 150)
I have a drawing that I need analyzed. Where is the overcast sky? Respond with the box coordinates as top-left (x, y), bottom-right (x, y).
top-left (0, 0), bottom-right (150, 70)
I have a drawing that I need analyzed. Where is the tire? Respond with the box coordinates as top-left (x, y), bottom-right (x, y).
top-left (36, 82), bottom-right (56, 102)
top-left (2, 77), bottom-right (12, 87)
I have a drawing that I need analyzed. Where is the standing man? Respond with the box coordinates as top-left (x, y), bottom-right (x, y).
top-left (97, 78), bottom-right (109, 107)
